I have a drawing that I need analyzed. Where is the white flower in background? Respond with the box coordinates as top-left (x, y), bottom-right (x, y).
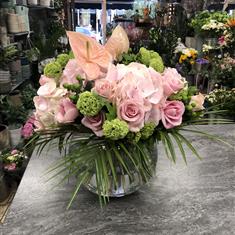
top-left (202, 44), bottom-right (213, 52)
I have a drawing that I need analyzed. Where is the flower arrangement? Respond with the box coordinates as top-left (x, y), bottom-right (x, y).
top-left (1, 149), bottom-right (27, 171)
top-left (24, 26), bottom-right (231, 208)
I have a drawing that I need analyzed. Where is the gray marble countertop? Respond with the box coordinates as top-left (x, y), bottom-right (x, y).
top-left (1, 125), bottom-right (235, 235)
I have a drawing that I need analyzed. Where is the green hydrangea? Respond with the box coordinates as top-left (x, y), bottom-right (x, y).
top-left (44, 61), bottom-right (62, 79)
top-left (139, 47), bottom-right (151, 66)
top-left (149, 57), bottom-right (164, 73)
top-left (103, 119), bottom-right (129, 140)
top-left (56, 54), bottom-right (70, 68)
top-left (139, 47), bottom-right (165, 73)
top-left (150, 51), bottom-right (160, 59)
top-left (127, 132), bottom-right (141, 143)
top-left (77, 91), bottom-right (102, 116)
top-left (140, 122), bottom-right (156, 140)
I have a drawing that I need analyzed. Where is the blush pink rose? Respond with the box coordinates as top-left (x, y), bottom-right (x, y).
top-left (117, 99), bottom-right (145, 132)
top-left (161, 100), bottom-right (185, 129)
top-left (33, 96), bottom-right (49, 112)
top-left (34, 111), bottom-right (55, 130)
top-left (93, 78), bottom-right (115, 100)
top-left (55, 98), bottom-right (79, 123)
top-left (190, 93), bottom-right (205, 111)
top-left (162, 68), bottom-right (185, 97)
top-left (37, 76), bottom-right (57, 96)
top-left (39, 75), bottom-right (51, 86)
top-left (81, 112), bottom-right (105, 137)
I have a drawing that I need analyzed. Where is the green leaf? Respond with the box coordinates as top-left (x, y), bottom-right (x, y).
top-left (171, 132), bottom-right (187, 164)
top-left (176, 132), bottom-right (202, 160)
top-left (67, 171), bottom-right (90, 209)
top-left (179, 127), bottom-right (233, 148)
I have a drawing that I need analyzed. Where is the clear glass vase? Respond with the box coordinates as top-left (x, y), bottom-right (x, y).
top-left (84, 149), bottom-right (158, 197)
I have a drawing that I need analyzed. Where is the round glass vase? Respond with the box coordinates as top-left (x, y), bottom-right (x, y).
top-left (83, 147), bottom-right (158, 198)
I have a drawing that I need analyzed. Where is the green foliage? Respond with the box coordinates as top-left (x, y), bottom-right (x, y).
top-left (77, 91), bottom-right (103, 116)
top-left (119, 49), bottom-right (138, 65)
top-left (103, 119), bottom-right (129, 140)
top-left (149, 27), bottom-right (178, 67)
top-left (21, 85), bottom-right (37, 110)
top-left (43, 61), bottom-right (62, 79)
top-left (126, 132), bottom-right (141, 143)
top-left (68, 50), bottom-right (74, 59)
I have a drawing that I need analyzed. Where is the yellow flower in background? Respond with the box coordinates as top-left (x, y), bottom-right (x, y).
top-left (190, 60), bottom-right (195, 65)
top-left (190, 49), bottom-right (198, 59)
top-left (227, 18), bottom-right (235, 28)
top-left (179, 54), bottom-right (187, 63)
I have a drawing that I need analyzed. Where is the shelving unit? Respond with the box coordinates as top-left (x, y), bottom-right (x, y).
top-left (8, 31), bottom-right (33, 37)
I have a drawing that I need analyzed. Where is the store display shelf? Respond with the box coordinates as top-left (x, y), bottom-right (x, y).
top-left (8, 31), bottom-right (33, 37)
top-left (20, 4), bottom-right (55, 10)
top-left (11, 79), bottom-right (29, 92)
top-left (2, 42), bottom-right (18, 49)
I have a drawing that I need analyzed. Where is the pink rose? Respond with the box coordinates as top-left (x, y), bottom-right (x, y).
top-left (55, 98), bottom-right (79, 123)
top-left (189, 93), bottom-right (205, 111)
top-left (11, 149), bottom-right (18, 155)
top-left (37, 77), bottom-right (57, 96)
top-left (162, 68), bottom-right (185, 97)
top-left (117, 99), bottom-right (145, 132)
top-left (81, 112), bottom-right (105, 137)
top-left (93, 78), bottom-right (115, 100)
top-left (161, 100), bottom-right (185, 129)
top-left (21, 122), bottom-right (34, 139)
top-left (34, 111), bottom-right (55, 130)
top-left (4, 163), bottom-right (17, 171)
top-left (34, 96), bottom-right (50, 112)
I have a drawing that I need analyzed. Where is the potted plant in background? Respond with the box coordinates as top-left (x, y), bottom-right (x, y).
top-left (1, 149), bottom-right (28, 184)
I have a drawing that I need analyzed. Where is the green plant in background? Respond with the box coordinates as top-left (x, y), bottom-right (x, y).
top-left (0, 45), bottom-right (19, 70)
top-left (26, 47), bottom-right (40, 62)
top-left (0, 95), bottom-right (27, 127)
top-left (21, 85), bottom-right (37, 110)
top-left (148, 27), bottom-right (178, 67)
top-left (189, 11), bottom-right (229, 36)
